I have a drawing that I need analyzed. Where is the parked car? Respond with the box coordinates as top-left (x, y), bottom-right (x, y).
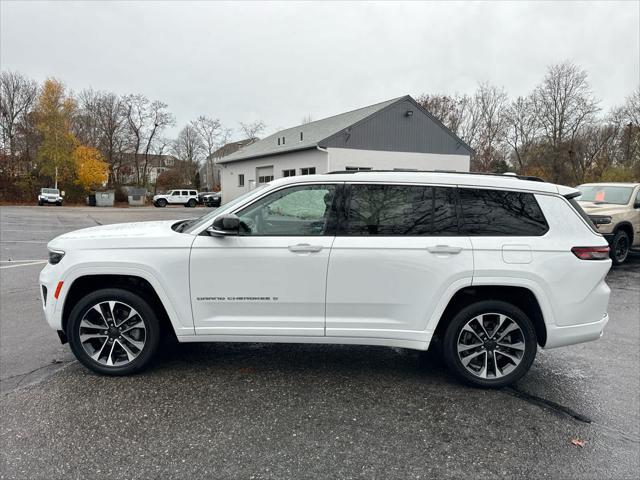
top-left (202, 191), bottom-right (222, 207)
top-left (197, 191), bottom-right (215, 204)
top-left (38, 188), bottom-right (63, 206)
top-left (576, 182), bottom-right (640, 265)
top-left (153, 189), bottom-right (198, 208)
top-left (40, 171), bottom-right (611, 388)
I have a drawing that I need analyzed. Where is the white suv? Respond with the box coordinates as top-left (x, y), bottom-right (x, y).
top-left (38, 188), bottom-right (63, 206)
top-left (153, 189), bottom-right (198, 208)
top-left (39, 171), bottom-right (611, 387)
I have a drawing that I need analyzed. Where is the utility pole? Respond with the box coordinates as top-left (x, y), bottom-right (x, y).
top-left (54, 166), bottom-right (58, 189)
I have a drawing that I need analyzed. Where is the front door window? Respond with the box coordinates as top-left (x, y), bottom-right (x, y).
top-left (236, 184), bottom-right (337, 236)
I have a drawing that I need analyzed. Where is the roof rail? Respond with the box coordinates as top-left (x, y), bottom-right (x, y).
top-left (325, 169), bottom-right (546, 183)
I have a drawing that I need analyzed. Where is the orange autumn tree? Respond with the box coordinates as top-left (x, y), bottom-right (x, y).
top-left (72, 145), bottom-right (108, 190)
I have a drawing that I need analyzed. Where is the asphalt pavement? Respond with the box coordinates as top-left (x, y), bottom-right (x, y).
top-left (0, 205), bottom-right (638, 479)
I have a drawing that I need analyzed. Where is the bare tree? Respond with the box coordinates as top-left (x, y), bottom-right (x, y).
top-left (238, 120), bottom-right (266, 141)
top-left (172, 124), bottom-right (205, 185)
top-left (532, 61), bottom-right (600, 182)
top-left (0, 71), bottom-right (38, 166)
top-left (505, 95), bottom-right (540, 172)
top-left (473, 83), bottom-right (510, 171)
top-left (123, 94), bottom-right (175, 185)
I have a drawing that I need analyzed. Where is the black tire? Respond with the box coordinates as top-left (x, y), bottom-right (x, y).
top-left (38, 200), bottom-right (43, 206)
top-left (186, 198), bottom-right (197, 208)
top-left (610, 229), bottom-right (630, 266)
top-left (155, 198), bottom-right (167, 208)
top-left (442, 300), bottom-right (537, 388)
top-left (56, 202), bottom-right (62, 206)
top-left (67, 288), bottom-right (161, 375)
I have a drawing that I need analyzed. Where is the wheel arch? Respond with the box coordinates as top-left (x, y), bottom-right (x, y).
top-left (61, 274), bottom-right (177, 340)
top-left (432, 285), bottom-right (547, 348)
top-left (613, 221), bottom-right (634, 244)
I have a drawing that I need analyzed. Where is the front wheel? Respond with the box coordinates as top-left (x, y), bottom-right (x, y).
top-left (610, 230), bottom-right (630, 265)
top-left (38, 200), bottom-right (43, 206)
top-left (67, 288), bottom-right (161, 375)
top-left (155, 198), bottom-right (167, 208)
top-left (442, 300), bottom-right (537, 388)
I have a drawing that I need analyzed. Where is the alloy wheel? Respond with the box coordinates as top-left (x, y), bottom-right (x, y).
top-left (79, 300), bottom-right (146, 367)
top-left (456, 313), bottom-right (526, 379)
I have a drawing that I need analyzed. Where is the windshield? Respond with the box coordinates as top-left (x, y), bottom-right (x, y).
top-left (182, 185), bottom-right (269, 234)
top-left (42, 188), bottom-right (59, 195)
top-left (576, 185), bottom-right (634, 205)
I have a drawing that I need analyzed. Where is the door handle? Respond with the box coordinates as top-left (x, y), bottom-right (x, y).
top-left (427, 245), bottom-right (463, 255)
top-left (288, 244), bottom-right (323, 253)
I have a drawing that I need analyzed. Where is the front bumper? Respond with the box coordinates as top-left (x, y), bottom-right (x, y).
top-left (39, 262), bottom-right (63, 331)
top-left (544, 313), bottom-right (609, 349)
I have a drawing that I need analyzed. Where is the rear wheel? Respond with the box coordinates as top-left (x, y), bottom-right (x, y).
top-left (443, 300), bottom-right (537, 388)
top-left (67, 288), bottom-right (161, 375)
top-left (186, 198), bottom-right (197, 208)
top-left (155, 198), bottom-right (167, 208)
top-left (610, 229), bottom-right (630, 265)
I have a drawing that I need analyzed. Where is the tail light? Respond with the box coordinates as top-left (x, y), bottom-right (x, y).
top-left (572, 246), bottom-right (610, 260)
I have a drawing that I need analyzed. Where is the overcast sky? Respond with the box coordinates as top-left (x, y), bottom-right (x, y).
top-left (1, 0), bottom-right (638, 139)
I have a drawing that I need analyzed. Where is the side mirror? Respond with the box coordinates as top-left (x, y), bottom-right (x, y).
top-left (634, 201), bottom-right (640, 209)
top-left (207, 214), bottom-right (240, 236)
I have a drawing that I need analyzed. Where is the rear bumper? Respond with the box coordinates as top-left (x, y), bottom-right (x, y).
top-left (544, 313), bottom-right (609, 349)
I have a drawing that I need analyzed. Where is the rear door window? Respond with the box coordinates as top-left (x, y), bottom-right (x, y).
top-left (343, 184), bottom-right (458, 235)
top-left (458, 188), bottom-right (548, 236)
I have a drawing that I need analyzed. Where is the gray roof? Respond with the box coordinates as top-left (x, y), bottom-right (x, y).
top-left (219, 96), bottom-right (405, 164)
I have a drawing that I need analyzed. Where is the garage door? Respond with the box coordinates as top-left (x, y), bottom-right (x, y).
top-left (256, 166), bottom-right (274, 184)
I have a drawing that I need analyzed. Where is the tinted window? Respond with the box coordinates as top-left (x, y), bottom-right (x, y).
top-left (459, 188), bottom-right (548, 236)
top-left (237, 184), bottom-right (336, 236)
top-left (171, 191), bottom-right (180, 196)
top-left (181, 191), bottom-right (188, 196)
top-left (344, 184), bottom-right (458, 236)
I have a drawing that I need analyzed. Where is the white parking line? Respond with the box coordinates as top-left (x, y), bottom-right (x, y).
top-left (0, 261), bottom-right (47, 269)
top-left (0, 240), bottom-right (48, 244)
top-left (0, 259), bottom-right (47, 263)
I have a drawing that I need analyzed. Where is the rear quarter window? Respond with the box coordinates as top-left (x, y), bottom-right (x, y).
top-left (458, 188), bottom-right (548, 236)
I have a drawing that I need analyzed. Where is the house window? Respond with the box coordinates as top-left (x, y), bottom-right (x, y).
top-left (258, 175), bottom-right (274, 183)
top-left (282, 136), bottom-right (285, 145)
top-left (300, 167), bottom-right (316, 175)
top-left (300, 132), bottom-right (303, 141)
top-left (283, 169), bottom-right (296, 177)
top-left (345, 166), bottom-right (372, 171)
top-left (238, 174), bottom-right (245, 187)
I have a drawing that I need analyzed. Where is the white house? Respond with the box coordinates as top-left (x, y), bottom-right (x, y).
top-left (219, 95), bottom-right (473, 202)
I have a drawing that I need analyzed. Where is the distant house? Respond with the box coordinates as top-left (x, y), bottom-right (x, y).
top-left (218, 95), bottom-right (473, 202)
top-left (199, 138), bottom-right (256, 191)
top-left (115, 153), bottom-right (178, 185)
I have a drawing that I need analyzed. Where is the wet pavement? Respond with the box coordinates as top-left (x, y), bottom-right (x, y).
top-left (1, 206), bottom-right (638, 479)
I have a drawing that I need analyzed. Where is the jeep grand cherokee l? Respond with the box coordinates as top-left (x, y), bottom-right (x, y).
top-left (39, 171), bottom-right (611, 388)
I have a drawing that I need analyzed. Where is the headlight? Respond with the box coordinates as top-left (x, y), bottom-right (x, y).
top-left (589, 215), bottom-right (612, 225)
top-left (48, 249), bottom-right (65, 265)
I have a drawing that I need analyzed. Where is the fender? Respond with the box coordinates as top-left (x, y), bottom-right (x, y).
top-left (424, 277), bottom-right (474, 338)
top-left (53, 263), bottom-right (195, 336)
top-left (471, 276), bottom-right (555, 327)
